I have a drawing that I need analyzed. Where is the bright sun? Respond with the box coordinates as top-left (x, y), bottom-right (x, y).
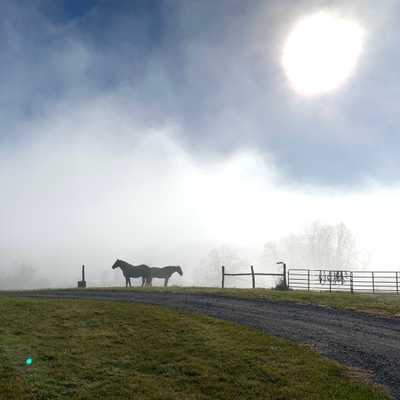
top-left (282, 12), bottom-right (365, 96)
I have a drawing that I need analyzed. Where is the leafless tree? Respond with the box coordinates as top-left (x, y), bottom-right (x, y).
top-left (0, 263), bottom-right (50, 290)
top-left (199, 245), bottom-right (248, 287)
top-left (262, 221), bottom-right (362, 270)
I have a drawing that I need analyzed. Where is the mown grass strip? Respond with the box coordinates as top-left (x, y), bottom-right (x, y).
top-left (0, 297), bottom-right (389, 399)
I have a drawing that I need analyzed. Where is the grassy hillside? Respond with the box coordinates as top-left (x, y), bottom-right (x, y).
top-left (0, 297), bottom-right (389, 399)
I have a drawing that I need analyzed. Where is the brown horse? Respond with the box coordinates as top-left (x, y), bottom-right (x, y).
top-left (149, 265), bottom-right (183, 287)
top-left (112, 259), bottom-right (151, 288)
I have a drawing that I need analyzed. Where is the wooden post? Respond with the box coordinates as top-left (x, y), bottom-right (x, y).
top-left (221, 266), bottom-right (225, 289)
top-left (77, 265), bottom-right (87, 288)
top-left (277, 261), bottom-right (288, 290)
top-left (283, 263), bottom-right (287, 290)
top-left (396, 272), bottom-right (399, 295)
top-left (329, 271), bottom-right (332, 293)
top-left (372, 271), bottom-right (375, 293)
top-left (307, 269), bottom-right (310, 291)
top-left (350, 271), bottom-right (354, 294)
top-left (251, 265), bottom-right (255, 289)
top-left (287, 268), bottom-right (290, 289)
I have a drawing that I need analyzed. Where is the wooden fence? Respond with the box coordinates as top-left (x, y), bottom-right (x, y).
top-left (221, 263), bottom-right (287, 289)
top-left (288, 269), bottom-right (400, 294)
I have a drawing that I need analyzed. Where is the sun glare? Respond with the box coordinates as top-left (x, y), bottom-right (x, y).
top-left (282, 12), bottom-right (364, 96)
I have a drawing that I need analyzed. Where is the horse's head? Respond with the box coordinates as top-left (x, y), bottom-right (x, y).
top-left (112, 259), bottom-right (121, 270)
top-left (176, 266), bottom-right (183, 276)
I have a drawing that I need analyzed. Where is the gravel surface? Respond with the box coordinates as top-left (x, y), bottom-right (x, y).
top-left (4, 289), bottom-right (400, 398)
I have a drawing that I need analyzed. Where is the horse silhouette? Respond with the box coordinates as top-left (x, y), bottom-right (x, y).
top-left (150, 266), bottom-right (183, 287)
top-left (112, 259), bottom-right (151, 288)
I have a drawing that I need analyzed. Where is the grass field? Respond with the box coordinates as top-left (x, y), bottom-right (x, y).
top-left (70, 286), bottom-right (400, 317)
top-left (0, 297), bottom-right (389, 399)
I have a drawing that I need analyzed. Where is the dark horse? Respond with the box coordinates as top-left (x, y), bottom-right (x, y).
top-left (150, 266), bottom-right (183, 287)
top-left (112, 259), bottom-right (151, 288)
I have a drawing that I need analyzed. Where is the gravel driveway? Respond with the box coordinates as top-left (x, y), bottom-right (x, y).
top-left (4, 290), bottom-right (400, 398)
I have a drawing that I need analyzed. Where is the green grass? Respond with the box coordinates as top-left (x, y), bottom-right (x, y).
top-left (0, 297), bottom-right (389, 399)
top-left (67, 286), bottom-right (400, 317)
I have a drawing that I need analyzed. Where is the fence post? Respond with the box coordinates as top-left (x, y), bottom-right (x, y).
top-left (251, 265), bottom-right (255, 289)
top-left (307, 270), bottom-right (310, 291)
top-left (283, 263), bottom-right (287, 289)
top-left (372, 271), bottom-right (375, 293)
top-left (221, 266), bottom-right (225, 288)
top-left (350, 271), bottom-right (354, 294)
top-left (329, 271), bottom-right (332, 293)
top-left (276, 261), bottom-right (288, 290)
top-left (287, 269), bottom-right (290, 289)
top-left (397, 272), bottom-right (399, 295)
top-left (77, 264), bottom-right (87, 288)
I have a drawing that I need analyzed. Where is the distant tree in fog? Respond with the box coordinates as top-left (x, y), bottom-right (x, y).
top-left (199, 245), bottom-right (248, 286)
top-left (262, 221), bottom-right (363, 270)
top-left (0, 264), bottom-right (50, 290)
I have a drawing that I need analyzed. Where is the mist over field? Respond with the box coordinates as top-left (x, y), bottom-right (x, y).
top-left (1, 1), bottom-right (400, 289)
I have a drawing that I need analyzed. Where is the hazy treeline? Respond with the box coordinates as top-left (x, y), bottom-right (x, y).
top-left (194, 221), bottom-right (364, 288)
top-left (0, 264), bottom-right (50, 290)
top-left (262, 221), bottom-right (364, 271)
top-left (0, 221), bottom-right (363, 290)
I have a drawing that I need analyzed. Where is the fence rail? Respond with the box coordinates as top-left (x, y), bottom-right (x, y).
top-left (288, 269), bottom-right (400, 294)
top-left (222, 264), bottom-right (286, 289)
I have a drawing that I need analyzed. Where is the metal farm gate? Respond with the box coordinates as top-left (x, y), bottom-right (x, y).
top-left (288, 269), bottom-right (400, 294)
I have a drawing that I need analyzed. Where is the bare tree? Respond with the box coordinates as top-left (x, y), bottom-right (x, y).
top-left (199, 245), bottom-right (248, 287)
top-left (262, 221), bottom-right (361, 270)
top-left (0, 263), bottom-right (50, 290)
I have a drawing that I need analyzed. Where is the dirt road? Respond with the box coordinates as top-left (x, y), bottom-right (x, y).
top-left (4, 290), bottom-right (400, 398)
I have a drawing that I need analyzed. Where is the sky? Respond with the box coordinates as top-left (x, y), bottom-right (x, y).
top-left (1, 0), bottom-right (400, 288)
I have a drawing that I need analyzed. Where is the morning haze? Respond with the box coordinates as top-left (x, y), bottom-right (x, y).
top-left (1, 0), bottom-right (399, 289)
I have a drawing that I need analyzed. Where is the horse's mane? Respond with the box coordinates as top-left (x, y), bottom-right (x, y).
top-left (119, 260), bottom-right (151, 269)
top-left (117, 259), bottom-right (134, 268)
